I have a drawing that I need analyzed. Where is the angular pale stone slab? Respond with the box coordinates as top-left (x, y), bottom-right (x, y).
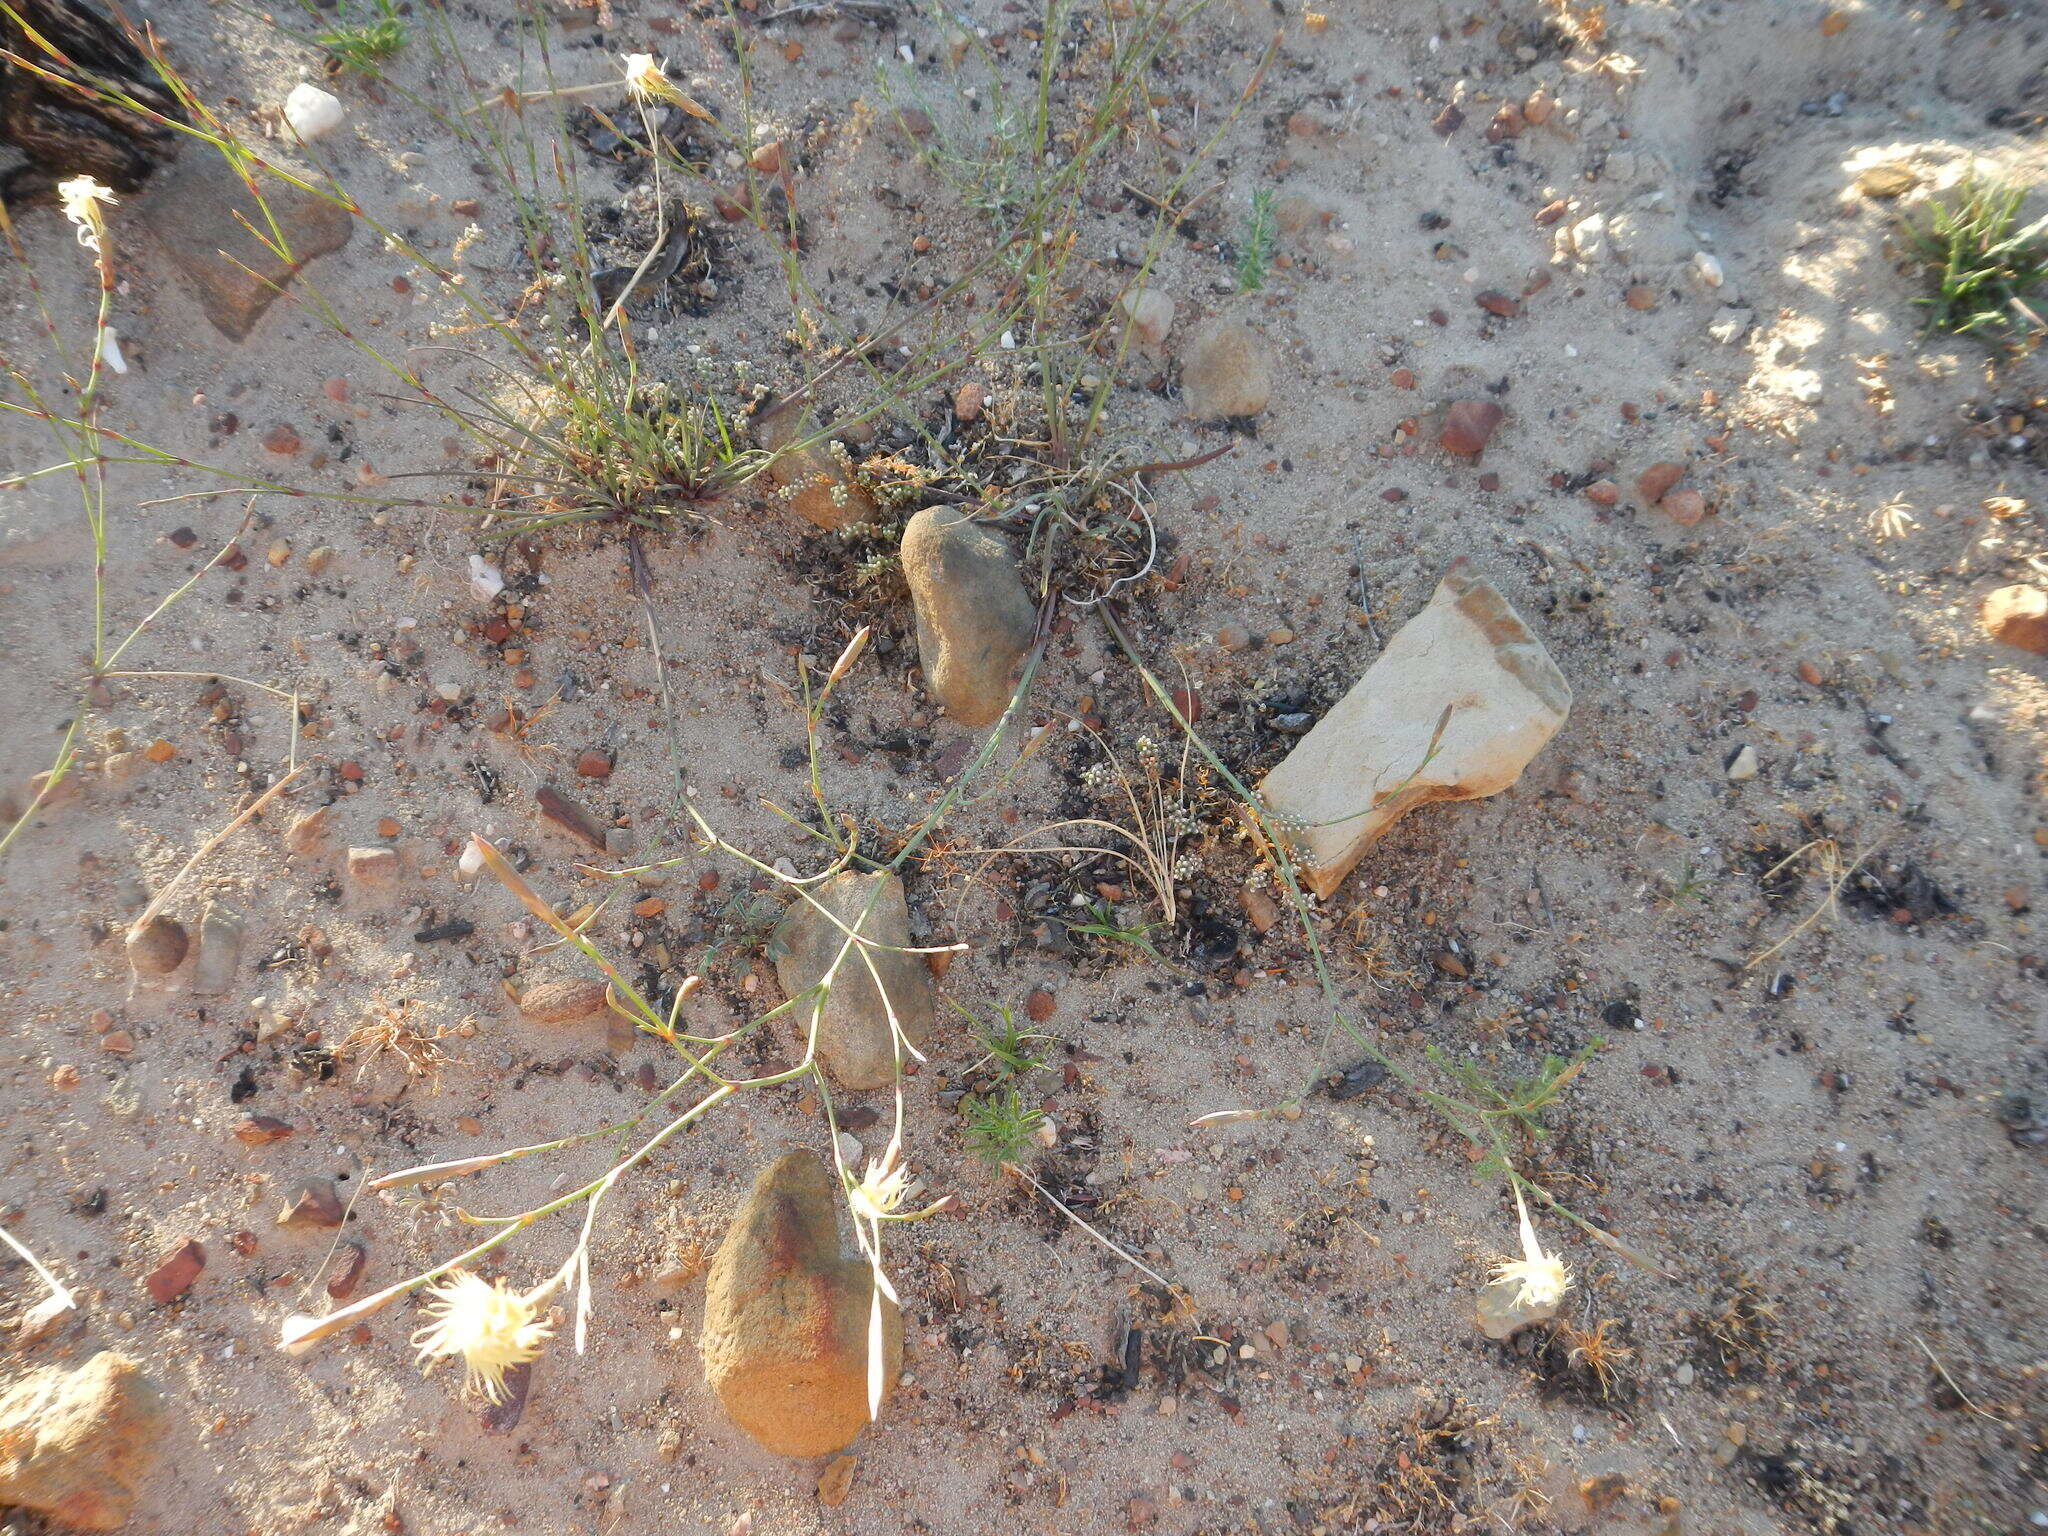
top-left (1259, 560), bottom-right (1571, 898)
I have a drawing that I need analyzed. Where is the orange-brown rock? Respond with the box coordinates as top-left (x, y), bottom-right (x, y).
top-left (0, 1353), bottom-right (165, 1531)
top-left (699, 1151), bottom-right (901, 1456)
top-left (1983, 585), bottom-right (2048, 654)
top-left (758, 409), bottom-right (876, 530)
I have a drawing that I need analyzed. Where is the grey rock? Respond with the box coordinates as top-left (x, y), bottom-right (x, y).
top-left (137, 152), bottom-right (354, 341)
top-left (189, 902), bottom-right (244, 996)
top-left (901, 506), bottom-right (1035, 729)
top-left (769, 872), bottom-right (932, 1089)
top-left (1476, 1273), bottom-right (1561, 1340)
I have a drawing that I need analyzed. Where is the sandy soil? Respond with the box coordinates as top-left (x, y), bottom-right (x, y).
top-left (3, 0), bottom-right (2047, 1532)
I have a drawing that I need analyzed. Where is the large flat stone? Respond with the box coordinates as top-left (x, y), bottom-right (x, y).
top-left (137, 151), bottom-right (354, 340)
top-left (1259, 560), bottom-right (1571, 897)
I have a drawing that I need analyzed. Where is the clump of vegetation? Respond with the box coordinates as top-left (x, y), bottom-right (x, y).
top-left (1236, 187), bottom-right (1277, 293)
top-left (962, 1084), bottom-right (1047, 1166)
top-left (960, 1001), bottom-right (1054, 1077)
top-left (314, 0), bottom-right (408, 73)
top-left (1698, 1269), bottom-right (1778, 1377)
top-left (1423, 1040), bottom-right (1600, 1176)
top-left (1901, 176), bottom-right (2046, 346)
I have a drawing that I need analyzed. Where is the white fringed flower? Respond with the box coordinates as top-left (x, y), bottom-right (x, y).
top-left (622, 52), bottom-right (668, 100)
top-left (847, 1150), bottom-right (921, 1224)
top-left (411, 1270), bottom-right (552, 1402)
top-left (1491, 1185), bottom-right (1571, 1310)
top-left (57, 176), bottom-right (117, 252)
top-left (620, 52), bottom-right (711, 119)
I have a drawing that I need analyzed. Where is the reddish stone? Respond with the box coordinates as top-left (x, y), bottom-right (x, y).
top-left (535, 785), bottom-right (608, 849)
top-left (326, 1241), bottom-right (368, 1300)
top-left (262, 423), bottom-right (303, 456)
top-left (276, 1177), bottom-right (345, 1230)
top-left (1661, 488), bottom-right (1708, 527)
top-left (1636, 461), bottom-right (1686, 505)
top-left (144, 1238), bottom-right (205, 1304)
top-left (1024, 989), bottom-right (1056, 1022)
top-left (1585, 480), bottom-right (1620, 506)
top-left (575, 749), bottom-right (613, 779)
top-left (1440, 401), bottom-right (1504, 455)
top-left (1475, 290), bottom-right (1520, 318)
top-left (233, 1115), bottom-right (294, 1145)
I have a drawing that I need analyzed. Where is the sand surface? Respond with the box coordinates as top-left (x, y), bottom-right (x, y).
top-left (2, 1), bottom-right (2046, 1532)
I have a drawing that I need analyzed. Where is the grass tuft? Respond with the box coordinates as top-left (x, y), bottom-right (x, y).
top-left (962, 1084), bottom-right (1047, 1166)
top-left (1901, 175), bottom-right (2047, 346)
top-left (315, 0), bottom-right (409, 73)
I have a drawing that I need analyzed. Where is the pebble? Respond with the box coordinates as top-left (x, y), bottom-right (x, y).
top-left (125, 914), bottom-right (188, 977)
top-left (1476, 1273), bottom-right (1560, 1339)
top-left (140, 154), bottom-right (354, 340)
top-left (143, 1238), bottom-right (205, 1304)
top-left (189, 904), bottom-right (244, 996)
top-left (276, 1176), bottom-right (345, 1229)
top-left (1179, 320), bottom-right (1272, 419)
top-left (575, 749), bottom-right (614, 779)
top-left (1691, 251), bottom-right (1724, 288)
top-left (770, 873), bottom-right (931, 1087)
top-left (1121, 288), bottom-right (1177, 347)
top-left (758, 410), bottom-right (876, 531)
top-left (346, 846), bottom-right (401, 886)
top-left (1724, 744), bottom-right (1759, 782)
top-left (901, 506), bottom-right (1036, 728)
top-left (468, 554), bottom-right (506, 601)
top-left (1660, 487), bottom-right (1708, 527)
top-left (1855, 163), bottom-right (1917, 199)
top-left (1440, 400), bottom-right (1504, 454)
top-left (1259, 562), bottom-right (1570, 896)
top-left (535, 785), bottom-right (610, 850)
top-left (700, 1152), bottom-right (899, 1455)
top-left (518, 976), bottom-right (610, 1024)
top-left (283, 82), bottom-right (345, 140)
top-left (1585, 480), bottom-right (1619, 506)
top-left (284, 805), bottom-right (330, 854)
top-left (1214, 623), bottom-right (1251, 653)
top-left (1636, 461), bottom-right (1685, 505)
